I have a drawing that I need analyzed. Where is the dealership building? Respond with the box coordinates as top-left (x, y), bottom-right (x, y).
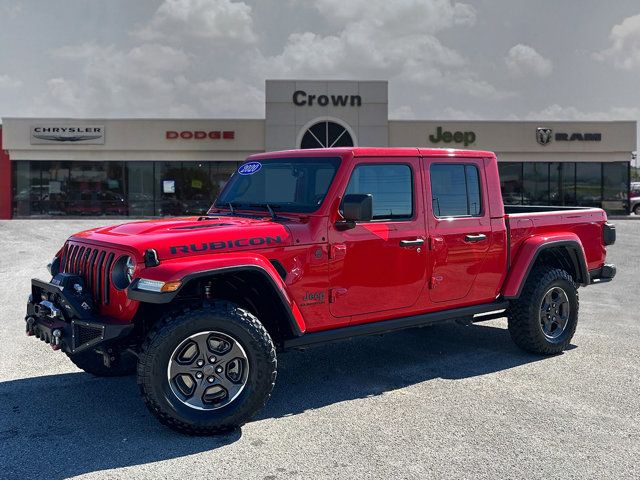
top-left (0, 79), bottom-right (636, 219)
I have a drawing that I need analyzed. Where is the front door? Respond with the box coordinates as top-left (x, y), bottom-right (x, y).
top-left (328, 159), bottom-right (428, 318)
top-left (426, 159), bottom-right (493, 304)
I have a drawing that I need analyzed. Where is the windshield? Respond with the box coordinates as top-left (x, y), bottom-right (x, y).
top-left (214, 157), bottom-right (341, 213)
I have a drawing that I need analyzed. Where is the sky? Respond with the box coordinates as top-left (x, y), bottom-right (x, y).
top-left (0, 0), bottom-right (639, 152)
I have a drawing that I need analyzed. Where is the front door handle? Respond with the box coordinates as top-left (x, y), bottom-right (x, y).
top-left (400, 239), bottom-right (425, 247)
top-left (464, 234), bottom-right (487, 243)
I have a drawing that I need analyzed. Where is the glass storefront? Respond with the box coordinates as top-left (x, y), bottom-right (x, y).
top-left (498, 161), bottom-right (629, 213)
top-left (12, 159), bottom-right (631, 217)
top-left (12, 161), bottom-right (239, 217)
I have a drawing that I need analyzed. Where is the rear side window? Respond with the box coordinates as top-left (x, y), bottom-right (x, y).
top-left (430, 164), bottom-right (482, 217)
top-left (344, 164), bottom-right (413, 220)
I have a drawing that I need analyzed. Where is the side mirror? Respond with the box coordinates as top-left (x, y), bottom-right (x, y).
top-left (338, 194), bottom-right (372, 229)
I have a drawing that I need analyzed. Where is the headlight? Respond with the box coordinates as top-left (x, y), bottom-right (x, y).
top-left (112, 255), bottom-right (136, 290)
top-left (126, 256), bottom-right (135, 283)
top-left (47, 256), bottom-right (60, 276)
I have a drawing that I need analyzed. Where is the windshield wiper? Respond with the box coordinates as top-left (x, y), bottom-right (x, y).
top-left (246, 203), bottom-right (279, 220)
top-left (211, 201), bottom-right (248, 217)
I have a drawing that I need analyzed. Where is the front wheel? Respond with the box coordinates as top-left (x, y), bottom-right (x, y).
top-left (633, 204), bottom-right (640, 216)
top-left (137, 303), bottom-right (277, 435)
top-left (508, 267), bottom-right (579, 355)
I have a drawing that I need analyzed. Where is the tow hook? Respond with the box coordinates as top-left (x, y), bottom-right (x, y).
top-left (26, 316), bottom-right (35, 336)
top-left (51, 329), bottom-right (62, 350)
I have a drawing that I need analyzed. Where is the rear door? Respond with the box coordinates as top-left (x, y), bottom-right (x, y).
top-left (426, 158), bottom-right (492, 304)
top-left (328, 158), bottom-right (428, 318)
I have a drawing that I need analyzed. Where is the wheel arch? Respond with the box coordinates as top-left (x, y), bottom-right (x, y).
top-left (128, 255), bottom-right (306, 344)
top-left (503, 237), bottom-right (589, 300)
top-left (177, 266), bottom-right (305, 344)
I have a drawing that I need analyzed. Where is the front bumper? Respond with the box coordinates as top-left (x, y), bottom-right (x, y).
top-left (589, 263), bottom-right (617, 284)
top-left (26, 276), bottom-right (133, 354)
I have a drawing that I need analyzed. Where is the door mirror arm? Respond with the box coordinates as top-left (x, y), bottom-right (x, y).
top-left (335, 220), bottom-right (356, 231)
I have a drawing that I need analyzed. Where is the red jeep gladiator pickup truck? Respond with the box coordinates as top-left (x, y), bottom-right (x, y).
top-left (25, 147), bottom-right (616, 435)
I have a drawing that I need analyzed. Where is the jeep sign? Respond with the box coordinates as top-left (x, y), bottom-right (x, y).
top-left (429, 126), bottom-right (476, 147)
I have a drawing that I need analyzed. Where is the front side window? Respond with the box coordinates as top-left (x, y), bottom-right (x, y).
top-left (215, 157), bottom-right (341, 213)
top-left (344, 164), bottom-right (413, 220)
top-left (430, 163), bottom-right (482, 217)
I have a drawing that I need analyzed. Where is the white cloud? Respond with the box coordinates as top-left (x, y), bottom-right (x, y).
top-left (189, 78), bottom-right (264, 117)
top-left (0, 74), bottom-right (22, 88)
top-left (505, 44), bottom-right (553, 77)
top-left (134, 0), bottom-right (256, 44)
top-left (41, 40), bottom-right (263, 117)
top-left (389, 105), bottom-right (416, 119)
top-left (525, 103), bottom-right (640, 121)
top-left (1, 2), bottom-right (22, 19)
top-left (595, 13), bottom-right (640, 70)
top-left (43, 42), bottom-right (195, 116)
top-left (259, 0), bottom-right (508, 101)
top-left (305, 0), bottom-right (476, 32)
top-left (52, 43), bottom-right (191, 72)
top-left (439, 107), bottom-right (485, 120)
top-left (23, 0), bottom-right (510, 117)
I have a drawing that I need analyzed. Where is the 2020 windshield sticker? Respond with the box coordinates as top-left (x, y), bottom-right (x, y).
top-left (238, 162), bottom-right (262, 175)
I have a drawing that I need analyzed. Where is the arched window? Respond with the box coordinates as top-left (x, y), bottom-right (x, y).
top-left (300, 121), bottom-right (354, 149)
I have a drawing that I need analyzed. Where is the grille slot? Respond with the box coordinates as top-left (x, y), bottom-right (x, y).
top-left (95, 251), bottom-right (106, 304)
top-left (103, 253), bottom-right (115, 305)
top-left (68, 244), bottom-right (78, 272)
top-left (87, 249), bottom-right (98, 291)
top-left (75, 246), bottom-right (85, 274)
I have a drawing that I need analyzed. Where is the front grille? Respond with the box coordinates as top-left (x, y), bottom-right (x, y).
top-left (61, 242), bottom-right (118, 305)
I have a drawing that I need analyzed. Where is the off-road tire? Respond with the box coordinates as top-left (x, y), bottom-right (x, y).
top-left (508, 267), bottom-right (579, 355)
top-left (137, 302), bottom-right (277, 435)
top-left (66, 348), bottom-right (137, 377)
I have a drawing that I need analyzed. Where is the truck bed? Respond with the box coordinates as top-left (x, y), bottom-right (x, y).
top-left (504, 205), bottom-right (608, 275)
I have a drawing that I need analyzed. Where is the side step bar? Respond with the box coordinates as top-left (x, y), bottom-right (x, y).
top-left (283, 301), bottom-right (509, 350)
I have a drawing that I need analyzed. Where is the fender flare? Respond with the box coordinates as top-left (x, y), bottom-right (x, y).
top-left (127, 253), bottom-right (306, 336)
top-left (502, 235), bottom-right (589, 300)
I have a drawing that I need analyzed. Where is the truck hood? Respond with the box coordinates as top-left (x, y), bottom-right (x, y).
top-left (70, 216), bottom-right (292, 261)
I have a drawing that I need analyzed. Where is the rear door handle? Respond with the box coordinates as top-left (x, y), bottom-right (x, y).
top-left (400, 239), bottom-right (425, 247)
top-left (464, 234), bottom-right (487, 243)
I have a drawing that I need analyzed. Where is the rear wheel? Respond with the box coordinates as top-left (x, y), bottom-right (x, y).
top-left (137, 302), bottom-right (277, 435)
top-left (66, 348), bottom-right (137, 377)
top-left (508, 267), bottom-right (579, 355)
top-left (633, 204), bottom-right (640, 216)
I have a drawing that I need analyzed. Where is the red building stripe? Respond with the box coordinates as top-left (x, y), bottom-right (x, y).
top-left (0, 128), bottom-right (12, 219)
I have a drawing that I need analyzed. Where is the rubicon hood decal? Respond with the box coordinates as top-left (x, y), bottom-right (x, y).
top-left (170, 235), bottom-right (283, 254)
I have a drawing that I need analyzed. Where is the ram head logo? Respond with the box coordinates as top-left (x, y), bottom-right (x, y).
top-left (536, 127), bottom-right (553, 146)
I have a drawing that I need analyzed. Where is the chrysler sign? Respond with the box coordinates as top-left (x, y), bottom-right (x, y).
top-left (31, 125), bottom-right (105, 145)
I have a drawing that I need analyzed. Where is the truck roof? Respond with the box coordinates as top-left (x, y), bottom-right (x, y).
top-left (250, 147), bottom-right (496, 160)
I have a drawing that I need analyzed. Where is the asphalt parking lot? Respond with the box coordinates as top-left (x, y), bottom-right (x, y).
top-left (0, 219), bottom-right (638, 480)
